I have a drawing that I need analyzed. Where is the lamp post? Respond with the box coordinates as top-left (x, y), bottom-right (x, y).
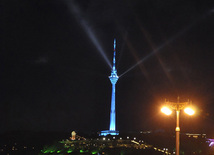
top-left (161, 97), bottom-right (195, 155)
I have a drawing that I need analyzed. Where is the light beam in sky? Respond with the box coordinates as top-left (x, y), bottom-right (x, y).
top-left (120, 9), bottom-right (214, 77)
top-left (64, 0), bottom-right (112, 69)
top-left (120, 42), bottom-right (167, 77)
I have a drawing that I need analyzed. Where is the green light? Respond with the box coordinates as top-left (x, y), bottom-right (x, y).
top-left (57, 150), bottom-right (61, 153)
top-left (41, 150), bottom-right (50, 154)
top-left (41, 145), bottom-right (58, 154)
top-left (67, 148), bottom-right (73, 153)
top-left (91, 150), bottom-right (98, 154)
top-left (91, 151), bottom-right (98, 154)
top-left (79, 149), bottom-right (89, 153)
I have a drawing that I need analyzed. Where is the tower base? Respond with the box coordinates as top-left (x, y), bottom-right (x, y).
top-left (99, 130), bottom-right (119, 136)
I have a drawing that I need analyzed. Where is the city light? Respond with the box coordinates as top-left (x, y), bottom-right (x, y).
top-left (161, 106), bottom-right (172, 115)
top-left (184, 107), bottom-right (195, 115)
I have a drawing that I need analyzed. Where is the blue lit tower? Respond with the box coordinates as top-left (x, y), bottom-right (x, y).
top-left (100, 39), bottom-right (119, 136)
top-left (109, 39), bottom-right (119, 132)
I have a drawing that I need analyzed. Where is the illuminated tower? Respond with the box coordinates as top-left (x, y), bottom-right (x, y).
top-left (109, 39), bottom-right (119, 132)
top-left (100, 39), bottom-right (119, 136)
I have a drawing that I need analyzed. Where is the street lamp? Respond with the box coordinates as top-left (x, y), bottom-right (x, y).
top-left (161, 97), bottom-right (195, 155)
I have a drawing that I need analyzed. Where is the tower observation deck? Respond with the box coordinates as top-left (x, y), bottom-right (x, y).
top-left (100, 39), bottom-right (119, 136)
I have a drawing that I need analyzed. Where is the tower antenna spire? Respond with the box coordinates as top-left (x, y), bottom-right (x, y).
top-left (113, 38), bottom-right (116, 71)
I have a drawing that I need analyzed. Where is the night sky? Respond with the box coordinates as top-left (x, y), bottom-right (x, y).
top-left (1, 0), bottom-right (214, 135)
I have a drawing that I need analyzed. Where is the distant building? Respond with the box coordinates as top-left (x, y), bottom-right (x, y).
top-left (184, 133), bottom-right (206, 139)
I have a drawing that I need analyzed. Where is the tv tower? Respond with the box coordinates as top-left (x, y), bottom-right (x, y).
top-left (100, 39), bottom-right (119, 136)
